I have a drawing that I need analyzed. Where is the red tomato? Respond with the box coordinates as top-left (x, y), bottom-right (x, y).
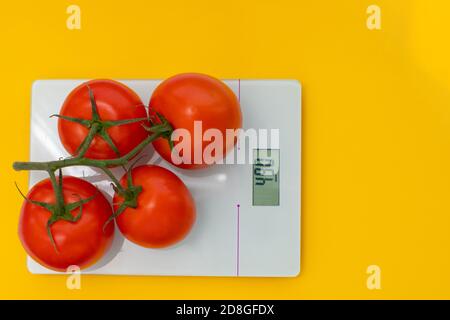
top-left (58, 79), bottom-right (149, 160)
top-left (18, 176), bottom-right (114, 272)
top-left (149, 73), bottom-right (242, 169)
top-left (113, 165), bottom-right (196, 248)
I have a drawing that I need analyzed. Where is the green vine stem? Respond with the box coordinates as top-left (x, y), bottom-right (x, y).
top-left (13, 130), bottom-right (166, 172)
top-left (12, 85), bottom-right (174, 250)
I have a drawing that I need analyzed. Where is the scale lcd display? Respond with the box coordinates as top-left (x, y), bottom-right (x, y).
top-left (252, 149), bottom-right (280, 206)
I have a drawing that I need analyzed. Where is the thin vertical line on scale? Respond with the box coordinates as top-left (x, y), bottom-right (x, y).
top-left (238, 78), bottom-right (240, 100)
top-left (236, 79), bottom-right (241, 277)
top-left (237, 203), bottom-right (240, 276)
top-left (237, 79), bottom-right (240, 151)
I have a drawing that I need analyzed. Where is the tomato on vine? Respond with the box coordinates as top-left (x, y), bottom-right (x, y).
top-left (18, 176), bottom-right (114, 272)
top-left (57, 79), bottom-right (149, 160)
top-left (112, 165), bottom-right (196, 248)
top-left (149, 73), bottom-right (242, 169)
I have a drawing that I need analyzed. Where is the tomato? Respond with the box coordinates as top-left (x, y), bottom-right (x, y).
top-left (58, 79), bottom-right (149, 160)
top-left (18, 176), bottom-right (114, 272)
top-left (149, 73), bottom-right (242, 169)
top-left (113, 165), bottom-right (196, 248)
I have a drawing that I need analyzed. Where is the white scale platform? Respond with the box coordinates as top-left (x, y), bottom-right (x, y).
top-left (28, 79), bottom-right (301, 277)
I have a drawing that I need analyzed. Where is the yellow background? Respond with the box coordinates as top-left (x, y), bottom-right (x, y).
top-left (0, 0), bottom-right (449, 299)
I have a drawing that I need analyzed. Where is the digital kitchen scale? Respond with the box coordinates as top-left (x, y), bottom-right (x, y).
top-left (27, 79), bottom-right (301, 277)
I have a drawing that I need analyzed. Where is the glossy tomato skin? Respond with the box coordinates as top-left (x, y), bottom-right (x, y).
top-left (58, 79), bottom-right (148, 160)
top-left (18, 177), bottom-right (114, 272)
top-left (150, 73), bottom-right (242, 169)
top-left (113, 165), bottom-right (196, 248)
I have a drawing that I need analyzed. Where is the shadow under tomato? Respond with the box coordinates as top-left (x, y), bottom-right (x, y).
top-left (84, 222), bottom-right (125, 272)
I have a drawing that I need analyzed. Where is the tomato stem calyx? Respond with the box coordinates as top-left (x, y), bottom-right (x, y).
top-left (15, 178), bottom-right (96, 252)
